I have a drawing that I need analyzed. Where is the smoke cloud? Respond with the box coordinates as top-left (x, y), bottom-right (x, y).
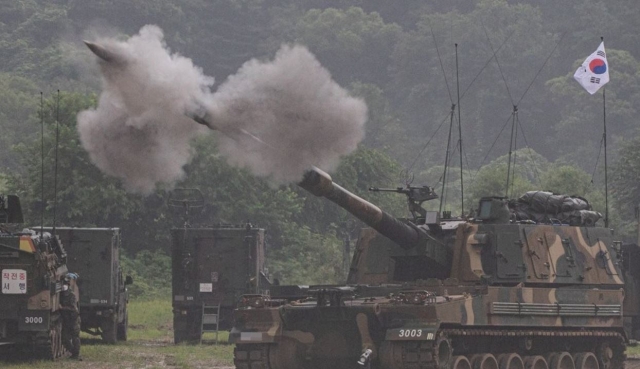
top-left (208, 44), bottom-right (367, 183)
top-left (78, 25), bottom-right (367, 193)
top-left (77, 26), bottom-right (211, 193)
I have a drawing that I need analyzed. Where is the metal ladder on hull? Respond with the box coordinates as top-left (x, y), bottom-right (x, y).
top-left (200, 303), bottom-right (220, 344)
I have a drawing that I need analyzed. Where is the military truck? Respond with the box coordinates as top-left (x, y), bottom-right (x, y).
top-left (230, 168), bottom-right (632, 369)
top-left (42, 227), bottom-right (131, 344)
top-left (172, 224), bottom-right (270, 344)
top-left (0, 195), bottom-right (78, 359)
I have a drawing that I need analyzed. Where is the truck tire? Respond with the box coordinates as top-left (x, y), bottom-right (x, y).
top-left (101, 315), bottom-right (118, 344)
top-left (117, 310), bottom-right (128, 341)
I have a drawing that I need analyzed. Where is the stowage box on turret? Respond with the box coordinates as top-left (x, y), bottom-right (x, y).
top-left (43, 228), bottom-right (132, 344)
top-left (0, 195), bottom-right (78, 359)
top-left (230, 168), bottom-right (634, 369)
top-left (172, 224), bottom-right (270, 343)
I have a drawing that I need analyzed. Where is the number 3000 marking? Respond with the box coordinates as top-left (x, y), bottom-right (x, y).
top-left (25, 317), bottom-right (43, 324)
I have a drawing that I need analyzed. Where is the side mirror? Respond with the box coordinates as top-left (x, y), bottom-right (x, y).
top-left (125, 275), bottom-right (133, 285)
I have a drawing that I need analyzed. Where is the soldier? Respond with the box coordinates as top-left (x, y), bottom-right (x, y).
top-left (60, 273), bottom-right (82, 360)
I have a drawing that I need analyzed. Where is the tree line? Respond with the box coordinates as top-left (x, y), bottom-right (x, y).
top-left (1, 0), bottom-right (639, 290)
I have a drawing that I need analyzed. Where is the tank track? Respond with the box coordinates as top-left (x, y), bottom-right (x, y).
top-left (33, 315), bottom-right (66, 360)
top-left (449, 328), bottom-right (624, 367)
top-left (233, 328), bottom-right (626, 369)
top-left (381, 328), bottom-right (626, 369)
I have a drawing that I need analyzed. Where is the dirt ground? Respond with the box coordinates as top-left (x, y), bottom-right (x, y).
top-left (627, 357), bottom-right (640, 369)
top-left (3, 340), bottom-right (640, 369)
top-left (0, 339), bottom-right (235, 369)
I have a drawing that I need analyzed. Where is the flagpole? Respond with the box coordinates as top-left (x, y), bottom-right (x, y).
top-left (602, 36), bottom-right (609, 228)
top-left (604, 86), bottom-right (609, 228)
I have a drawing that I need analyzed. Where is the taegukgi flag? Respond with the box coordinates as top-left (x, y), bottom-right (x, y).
top-left (573, 42), bottom-right (610, 95)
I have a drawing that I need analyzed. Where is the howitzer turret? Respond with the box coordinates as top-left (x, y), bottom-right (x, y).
top-left (299, 168), bottom-right (424, 250)
top-left (298, 167), bottom-right (454, 279)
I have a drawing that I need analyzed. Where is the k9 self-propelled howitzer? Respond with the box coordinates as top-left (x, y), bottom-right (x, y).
top-left (232, 172), bottom-right (634, 369)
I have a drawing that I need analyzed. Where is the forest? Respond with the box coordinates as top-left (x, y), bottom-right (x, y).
top-left (1, 0), bottom-right (639, 296)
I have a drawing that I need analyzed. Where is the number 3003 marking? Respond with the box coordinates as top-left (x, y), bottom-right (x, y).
top-left (398, 329), bottom-right (422, 338)
top-left (25, 317), bottom-right (43, 324)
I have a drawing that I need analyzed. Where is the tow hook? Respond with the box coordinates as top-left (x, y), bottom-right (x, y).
top-left (357, 348), bottom-right (373, 367)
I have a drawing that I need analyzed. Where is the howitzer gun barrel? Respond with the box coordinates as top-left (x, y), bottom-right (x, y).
top-left (299, 168), bottom-right (422, 250)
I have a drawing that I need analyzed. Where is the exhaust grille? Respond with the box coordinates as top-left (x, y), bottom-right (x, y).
top-left (491, 302), bottom-right (622, 317)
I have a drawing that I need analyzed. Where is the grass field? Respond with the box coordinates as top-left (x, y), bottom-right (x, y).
top-left (628, 343), bottom-right (640, 356)
top-left (0, 299), bottom-right (234, 369)
top-left (3, 298), bottom-right (640, 368)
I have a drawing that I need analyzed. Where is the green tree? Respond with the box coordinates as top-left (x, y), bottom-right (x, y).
top-left (388, 0), bottom-right (556, 176)
top-left (350, 82), bottom-right (409, 160)
top-left (611, 135), bottom-right (640, 238)
top-left (547, 48), bottom-right (640, 169)
top-left (294, 7), bottom-right (402, 86)
top-left (120, 250), bottom-right (172, 300)
top-left (539, 164), bottom-right (592, 196)
top-left (0, 73), bottom-right (40, 169)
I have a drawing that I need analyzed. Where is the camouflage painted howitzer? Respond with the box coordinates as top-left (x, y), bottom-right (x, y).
top-left (0, 195), bottom-right (79, 360)
top-left (230, 168), bottom-right (634, 369)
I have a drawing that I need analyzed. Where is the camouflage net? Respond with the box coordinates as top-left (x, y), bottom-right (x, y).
top-left (509, 191), bottom-right (602, 226)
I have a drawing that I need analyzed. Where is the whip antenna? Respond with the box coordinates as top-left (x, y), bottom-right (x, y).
top-left (40, 92), bottom-right (44, 236)
top-left (53, 90), bottom-right (60, 234)
top-left (455, 43), bottom-right (464, 216)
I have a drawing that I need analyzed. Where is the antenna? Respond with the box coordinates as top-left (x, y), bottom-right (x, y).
top-left (511, 118), bottom-right (518, 197)
top-left (407, 30), bottom-right (515, 173)
top-left (455, 43), bottom-right (464, 216)
top-left (439, 104), bottom-right (455, 215)
top-left (505, 106), bottom-right (517, 197)
top-left (168, 188), bottom-right (205, 228)
top-left (52, 90), bottom-right (60, 234)
top-left (40, 92), bottom-right (44, 236)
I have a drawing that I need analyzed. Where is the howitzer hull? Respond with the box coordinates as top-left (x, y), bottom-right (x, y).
top-left (231, 220), bottom-right (631, 369)
top-left (231, 285), bottom-right (626, 369)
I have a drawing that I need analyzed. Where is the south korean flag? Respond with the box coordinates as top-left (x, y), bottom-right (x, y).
top-left (574, 42), bottom-right (610, 95)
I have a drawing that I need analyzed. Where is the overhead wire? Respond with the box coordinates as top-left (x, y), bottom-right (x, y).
top-left (475, 31), bottom-right (566, 173)
top-left (430, 23), bottom-right (454, 104)
top-left (407, 29), bottom-right (516, 172)
top-left (481, 22), bottom-right (515, 106)
top-left (516, 32), bottom-right (566, 107)
top-left (459, 29), bottom-right (516, 100)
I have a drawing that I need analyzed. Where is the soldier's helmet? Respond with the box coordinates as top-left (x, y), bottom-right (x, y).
top-left (62, 272), bottom-right (79, 290)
